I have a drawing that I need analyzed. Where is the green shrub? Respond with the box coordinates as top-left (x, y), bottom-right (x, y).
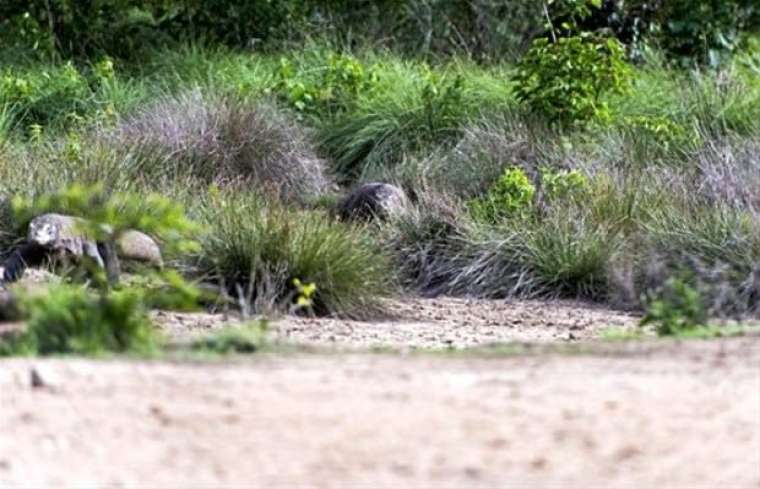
top-left (641, 276), bottom-right (708, 336)
top-left (655, 0), bottom-right (757, 67)
top-left (541, 167), bottom-right (590, 202)
top-left (5, 284), bottom-right (159, 356)
top-left (274, 52), bottom-right (376, 118)
top-left (468, 167), bottom-right (535, 223)
top-left (194, 191), bottom-right (393, 318)
top-left (12, 183), bottom-right (200, 264)
top-left (0, 184), bottom-right (203, 357)
top-left (513, 34), bottom-right (632, 125)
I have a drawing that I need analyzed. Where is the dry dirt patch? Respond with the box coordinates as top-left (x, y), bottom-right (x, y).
top-left (1, 338), bottom-right (759, 488)
top-left (159, 297), bottom-right (640, 349)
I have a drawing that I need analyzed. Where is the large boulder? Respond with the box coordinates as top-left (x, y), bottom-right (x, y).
top-left (117, 230), bottom-right (163, 268)
top-left (338, 183), bottom-right (409, 221)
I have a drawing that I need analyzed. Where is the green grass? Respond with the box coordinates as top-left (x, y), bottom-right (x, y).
top-left (191, 191), bottom-right (395, 318)
top-left (319, 57), bottom-right (515, 180)
top-left (190, 322), bottom-right (268, 355)
top-left (601, 324), bottom-right (757, 341)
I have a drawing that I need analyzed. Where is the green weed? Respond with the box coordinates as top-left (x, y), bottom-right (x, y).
top-left (191, 322), bottom-right (268, 355)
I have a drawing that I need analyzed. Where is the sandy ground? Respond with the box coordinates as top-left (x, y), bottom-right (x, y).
top-left (2, 274), bottom-right (759, 488)
top-left (1, 337), bottom-right (759, 489)
top-left (158, 297), bottom-right (642, 349)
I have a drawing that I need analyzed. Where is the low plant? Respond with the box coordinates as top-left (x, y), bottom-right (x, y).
top-left (468, 167), bottom-right (535, 223)
top-left (541, 167), bottom-right (590, 202)
top-left (191, 322), bottom-right (268, 355)
top-left (640, 276), bottom-right (708, 336)
top-left (274, 51), bottom-right (376, 118)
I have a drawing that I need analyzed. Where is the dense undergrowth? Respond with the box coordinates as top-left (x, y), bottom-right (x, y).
top-left (0, 1), bottom-right (759, 356)
top-left (2, 44), bottom-right (759, 317)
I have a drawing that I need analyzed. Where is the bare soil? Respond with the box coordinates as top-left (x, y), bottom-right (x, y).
top-left (1, 337), bottom-right (759, 488)
top-left (160, 297), bottom-right (642, 349)
top-left (2, 291), bottom-right (759, 488)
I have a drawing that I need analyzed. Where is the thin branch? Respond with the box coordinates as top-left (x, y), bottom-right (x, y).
top-left (542, 1), bottom-right (557, 43)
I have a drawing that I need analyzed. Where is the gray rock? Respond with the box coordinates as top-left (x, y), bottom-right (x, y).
top-left (117, 230), bottom-right (163, 268)
top-left (338, 183), bottom-right (409, 221)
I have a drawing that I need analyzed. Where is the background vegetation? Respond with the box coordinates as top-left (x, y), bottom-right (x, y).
top-left (0, 0), bottom-right (759, 353)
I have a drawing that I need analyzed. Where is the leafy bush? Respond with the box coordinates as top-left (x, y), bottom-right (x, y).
top-left (468, 166), bottom-right (590, 224)
top-left (514, 34), bottom-right (632, 125)
top-left (193, 191), bottom-right (393, 318)
top-left (274, 52), bottom-right (376, 118)
top-left (641, 276), bottom-right (708, 336)
top-left (468, 167), bottom-right (535, 223)
top-left (12, 183), bottom-right (200, 275)
top-left (541, 167), bottom-right (590, 202)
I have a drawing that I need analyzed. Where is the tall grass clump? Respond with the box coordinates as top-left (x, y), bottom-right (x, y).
top-left (368, 110), bottom-right (543, 197)
top-left (633, 203), bottom-right (760, 317)
top-left (107, 89), bottom-right (333, 202)
top-left (317, 57), bottom-right (514, 181)
top-left (386, 194), bottom-right (619, 300)
top-left (607, 53), bottom-right (760, 143)
top-left (193, 191), bottom-right (393, 318)
top-left (382, 189), bottom-right (472, 295)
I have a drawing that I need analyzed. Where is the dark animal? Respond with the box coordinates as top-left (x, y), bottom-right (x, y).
top-left (337, 183), bottom-right (409, 221)
top-left (2, 213), bottom-right (162, 284)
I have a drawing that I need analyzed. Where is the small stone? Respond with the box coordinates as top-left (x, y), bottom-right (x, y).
top-left (30, 367), bottom-right (46, 389)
